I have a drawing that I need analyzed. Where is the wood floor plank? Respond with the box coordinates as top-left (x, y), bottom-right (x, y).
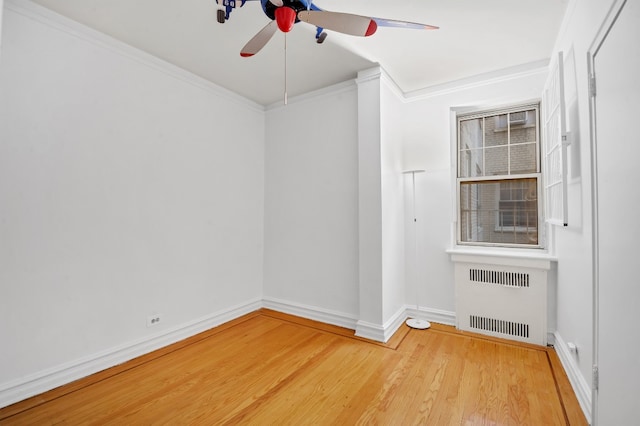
top-left (0, 311), bottom-right (263, 421)
top-left (0, 312), bottom-right (588, 425)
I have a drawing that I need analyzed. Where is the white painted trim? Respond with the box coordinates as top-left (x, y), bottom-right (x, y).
top-left (0, 298), bottom-right (262, 409)
top-left (404, 59), bottom-right (549, 102)
top-left (385, 307), bottom-right (409, 340)
top-left (264, 79), bottom-right (356, 111)
top-left (447, 247), bottom-right (557, 268)
top-left (405, 305), bottom-right (456, 327)
top-left (355, 306), bottom-right (406, 343)
top-left (268, 59), bottom-right (546, 111)
top-left (554, 331), bottom-right (592, 424)
top-left (353, 65), bottom-right (403, 100)
top-left (5, 0), bottom-right (264, 113)
top-left (355, 320), bottom-right (387, 342)
top-left (261, 297), bottom-right (359, 330)
top-left (356, 65), bottom-right (383, 85)
top-left (379, 67), bottom-right (404, 100)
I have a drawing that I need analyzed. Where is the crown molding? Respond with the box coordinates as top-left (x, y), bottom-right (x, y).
top-left (405, 59), bottom-right (550, 102)
top-left (5, 0), bottom-right (265, 113)
top-left (264, 78), bottom-right (356, 112)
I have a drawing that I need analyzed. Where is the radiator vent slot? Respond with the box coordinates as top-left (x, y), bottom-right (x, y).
top-left (469, 268), bottom-right (530, 288)
top-left (470, 315), bottom-right (530, 339)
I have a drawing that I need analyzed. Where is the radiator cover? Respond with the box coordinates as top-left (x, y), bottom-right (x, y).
top-left (451, 253), bottom-right (552, 346)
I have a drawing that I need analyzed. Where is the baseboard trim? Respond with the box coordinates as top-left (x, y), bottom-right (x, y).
top-left (0, 298), bottom-right (261, 409)
top-left (0, 299), bottom-right (456, 408)
top-left (553, 331), bottom-right (592, 424)
top-left (354, 320), bottom-right (386, 342)
top-left (355, 306), bottom-right (407, 343)
top-left (261, 297), bottom-right (411, 344)
top-left (261, 297), bottom-right (359, 331)
top-left (405, 305), bottom-right (456, 327)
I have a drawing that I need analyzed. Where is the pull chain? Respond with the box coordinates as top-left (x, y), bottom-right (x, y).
top-left (284, 32), bottom-right (288, 105)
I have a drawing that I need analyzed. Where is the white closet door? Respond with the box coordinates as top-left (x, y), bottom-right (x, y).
top-left (591, 0), bottom-right (640, 424)
top-left (0, 0), bottom-right (5, 55)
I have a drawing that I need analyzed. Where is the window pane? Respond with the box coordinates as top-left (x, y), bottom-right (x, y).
top-left (460, 178), bottom-right (538, 245)
top-left (510, 109), bottom-right (537, 144)
top-left (459, 118), bottom-right (483, 150)
top-left (510, 143), bottom-right (538, 174)
top-left (457, 105), bottom-right (540, 248)
top-left (460, 149), bottom-right (483, 178)
top-left (486, 114), bottom-right (508, 147)
top-left (485, 146), bottom-right (508, 175)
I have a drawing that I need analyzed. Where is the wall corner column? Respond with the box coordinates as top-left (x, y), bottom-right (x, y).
top-left (355, 66), bottom-right (389, 342)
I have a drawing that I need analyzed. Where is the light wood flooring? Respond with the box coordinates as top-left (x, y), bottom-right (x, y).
top-left (0, 309), bottom-right (587, 425)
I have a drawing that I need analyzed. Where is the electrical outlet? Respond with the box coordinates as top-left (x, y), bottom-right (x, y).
top-left (147, 314), bottom-right (161, 327)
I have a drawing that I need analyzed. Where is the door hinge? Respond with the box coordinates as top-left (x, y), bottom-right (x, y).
top-left (593, 365), bottom-right (599, 390)
top-left (589, 75), bottom-right (597, 98)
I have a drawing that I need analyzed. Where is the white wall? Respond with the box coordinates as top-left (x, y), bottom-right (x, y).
top-left (263, 85), bottom-right (360, 322)
top-left (0, 1), bottom-right (264, 405)
top-left (549, 0), bottom-right (602, 399)
top-left (263, 63), bottom-right (554, 338)
top-left (263, 69), bottom-right (408, 340)
top-left (401, 67), bottom-right (549, 316)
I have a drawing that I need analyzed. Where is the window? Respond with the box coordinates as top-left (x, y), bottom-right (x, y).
top-left (457, 105), bottom-right (541, 247)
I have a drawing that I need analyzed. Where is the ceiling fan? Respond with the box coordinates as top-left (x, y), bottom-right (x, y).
top-left (215, 0), bottom-right (439, 57)
top-left (216, 0), bottom-right (438, 103)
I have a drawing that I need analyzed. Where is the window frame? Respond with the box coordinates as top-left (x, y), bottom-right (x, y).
top-left (456, 104), bottom-right (544, 248)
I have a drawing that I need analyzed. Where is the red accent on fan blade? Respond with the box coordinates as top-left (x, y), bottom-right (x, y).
top-left (275, 7), bottom-right (296, 33)
top-left (365, 20), bottom-right (377, 36)
top-left (240, 21), bottom-right (278, 57)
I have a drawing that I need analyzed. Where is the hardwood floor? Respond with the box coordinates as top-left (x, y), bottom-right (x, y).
top-left (0, 309), bottom-right (587, 425)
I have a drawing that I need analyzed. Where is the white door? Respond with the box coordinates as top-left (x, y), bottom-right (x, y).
top-left (590, 1), bottom-right (640, 424)
top-left (0, 0), bottom-right (5, 55)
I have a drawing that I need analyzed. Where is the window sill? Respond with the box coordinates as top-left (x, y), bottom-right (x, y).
top-left (447, 246), bottom-right (557, 270)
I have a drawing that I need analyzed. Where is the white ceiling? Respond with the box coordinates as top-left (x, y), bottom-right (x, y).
top-left (28, 0), bottom-right (569, 105)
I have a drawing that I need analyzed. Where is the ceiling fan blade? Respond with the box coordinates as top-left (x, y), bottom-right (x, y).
top-left (269, 0), bottom-right (284, 6)
top-left (240, 21), bottom-right (278, 57)
top-left (298, 10), bottom-right (377, 37)
top-left (373, 17), bottom-right (439, 30)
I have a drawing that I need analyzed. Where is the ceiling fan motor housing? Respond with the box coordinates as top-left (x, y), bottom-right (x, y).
top-left (275, 7), bottom-right (297, 32)
top-left (263, 0), bottom-right (307, 24)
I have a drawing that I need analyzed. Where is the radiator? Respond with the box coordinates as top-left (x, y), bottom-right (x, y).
top-left (452, 254), bottom-right (551, 345)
